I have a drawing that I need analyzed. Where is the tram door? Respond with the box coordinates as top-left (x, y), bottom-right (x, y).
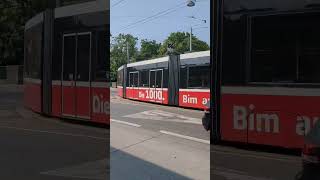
top-left (75, 33), bottom-right (91, 119)
top-left (62, 33), bottom-right (91, 119)
top-left (62, 34), bottom-right (76, 117)
top-left (129, 71), bottom-right (139, 99)
top-left (149, 69), bottom-right (163, 103)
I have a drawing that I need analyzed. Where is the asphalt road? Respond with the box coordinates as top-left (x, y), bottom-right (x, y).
top-left (112, 88), bottom-right (304, 180)
top-left (211, 145), bottom-right (302, 180)
top-left (110, 88), bottom-right (210, 180)
top-left (111, 88), bottom-right (210, 141)
top-left (0, 85), bottom-right (108, 179)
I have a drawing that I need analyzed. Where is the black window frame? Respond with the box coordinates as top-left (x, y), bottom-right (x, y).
top-left (129, 71), bottom-right (139, 87)
top-left (246, 11), bottom-right (320, 87)
top-left (187, 65), bottom-right (210, 89)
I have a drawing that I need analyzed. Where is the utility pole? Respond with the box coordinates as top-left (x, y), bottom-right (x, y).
top-left (126, 40), bottom-right (130, 63)
top-left (190, 27), bottom-right (193, 52)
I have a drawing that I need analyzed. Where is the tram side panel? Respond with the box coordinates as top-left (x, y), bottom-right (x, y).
top-left (91, 84), bottom-right (110, 124)
top-left (220, 91), bottom-right (320, 148)
top-left (178, 56), bottom-right (210, 110)
top-left (179, 89), bottom-right (210, 109)
top-left (24, 22), bottom-right (43, 113)
top-left (219, 0), bottom-right (320, 149)
top-left (126, 61), bottom-right (169, 105)
top-left (51, 14), bottom-right (109, 125)
top-left (51, 81), bottom-right (62, 117)
top-left (91, 30), bottom-right (109, 124)
top-left (117, 69), bottom-right (124, 97)
top-left (51, 22), bottom-right (63, 118)
top-left (24, 79), bottom-right (42, 113)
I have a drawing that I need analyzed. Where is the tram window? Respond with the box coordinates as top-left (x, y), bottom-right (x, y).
top-left (77, 34), bottom-right (90, 81)
top-left (25, 24), bottom-right (42, 79)
top-left (163, 69), bottom-right (169, 88)
top-left (150, 71), bottom-right (156, 88)
top-left (140, 70), bottom-right (149, 87)
top-left (188, 66), bottom-right (210, 88)
top-left (63, 35), bottom-right (76, 81)
top-left (134, 72), bottom-right (139, 87)
top-left (250, 16), bottom-right (297, 83)
top-left (92, 31), bottom-right (108, 82)
top-left (299, 28), bottom-right (320, 83)
top-left (52, 35), bottom-right (62, 80)
top-left (129, 72), bottom-right (138, 87)
top-left (250, 14), bottom-right (320, 84)
top-left (129, 73), bottom-right (133, 87)
top-left (180, 66), bottom-right (187, 88)
top-left (117, 70), bottom-right (123, 86)
top-left (156, 70), bottom-right (163, 88)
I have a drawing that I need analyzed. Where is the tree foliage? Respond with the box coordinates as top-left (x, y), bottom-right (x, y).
top-left (159, 32), bottom-right (209, 55)
top-left (136, 39), bottom-right (161, 61)
top-left (110, 32), bottom-right (209, 81)
top-left (0, 0), bottom-right (48, 65)
top-left (110, 34), bottom-right (138, 81)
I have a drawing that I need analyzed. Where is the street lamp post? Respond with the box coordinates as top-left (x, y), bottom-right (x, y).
top-left (187, 0), bottom-right (196, 7)
top-left (187, 0), bottom-right (195, 52)
top-left (190, 27), bottom-right (193, 52)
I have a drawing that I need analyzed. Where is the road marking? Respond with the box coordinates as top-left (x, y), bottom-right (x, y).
top-left (0, 126), bottom-right (107, 141)
top-left (160, 130), bottom-right (210, 144)
top-left (214, 167), bottom-right (274, 180)
top-left (124, 110), bottom-right (202, 124)
top-left (212, 149), bottom-right (300, 163)
top-left (111, 119), bottom-right (141, 127)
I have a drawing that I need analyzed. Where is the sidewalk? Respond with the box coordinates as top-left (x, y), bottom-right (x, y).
top-left (111, 122), bottom-right (210, 180)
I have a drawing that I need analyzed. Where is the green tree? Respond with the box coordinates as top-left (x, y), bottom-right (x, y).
top-left (159, 32), bottom-right (209, 55)
top-left (136, 39), bottom-right (161, 61)
top-left (110, 34), bottom-right (138, 81)
top-left (0, 0), bottom-right (48, 65)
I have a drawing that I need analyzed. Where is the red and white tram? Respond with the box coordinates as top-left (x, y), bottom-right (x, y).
top-left (117, 51), bottom-right (210, 110)
top-left (211, 0), bottom-right (320, 148)
top-left (24, 1), bottom-right (109, 125)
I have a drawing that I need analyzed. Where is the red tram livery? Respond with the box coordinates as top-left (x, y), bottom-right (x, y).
top-left (24, 1), bottom-right (109, 125)
top-left (211, 0), bottom-right (320, 148)
top-left (117, 51), bottom-right (210, 110)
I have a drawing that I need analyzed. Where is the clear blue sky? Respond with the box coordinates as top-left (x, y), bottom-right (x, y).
top-left (110, 0), bottom-right (210, 48)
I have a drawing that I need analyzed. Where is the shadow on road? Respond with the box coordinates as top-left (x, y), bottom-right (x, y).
top-left (213, 141), bottom-right (301, 156)
top-left (111, 147), bottom-right (192, 180)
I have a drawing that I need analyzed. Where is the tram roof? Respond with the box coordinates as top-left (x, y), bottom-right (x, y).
top-left (180, 50), bottom-right (210, 60)
top-left (25, 0), bottom-right (109, 31)
top-left (55, 0), bottom-right (108, 19)
top-left (127, 56), bottom-right (170, 68)
top-left (118, 50), bottom-right (211, 70)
